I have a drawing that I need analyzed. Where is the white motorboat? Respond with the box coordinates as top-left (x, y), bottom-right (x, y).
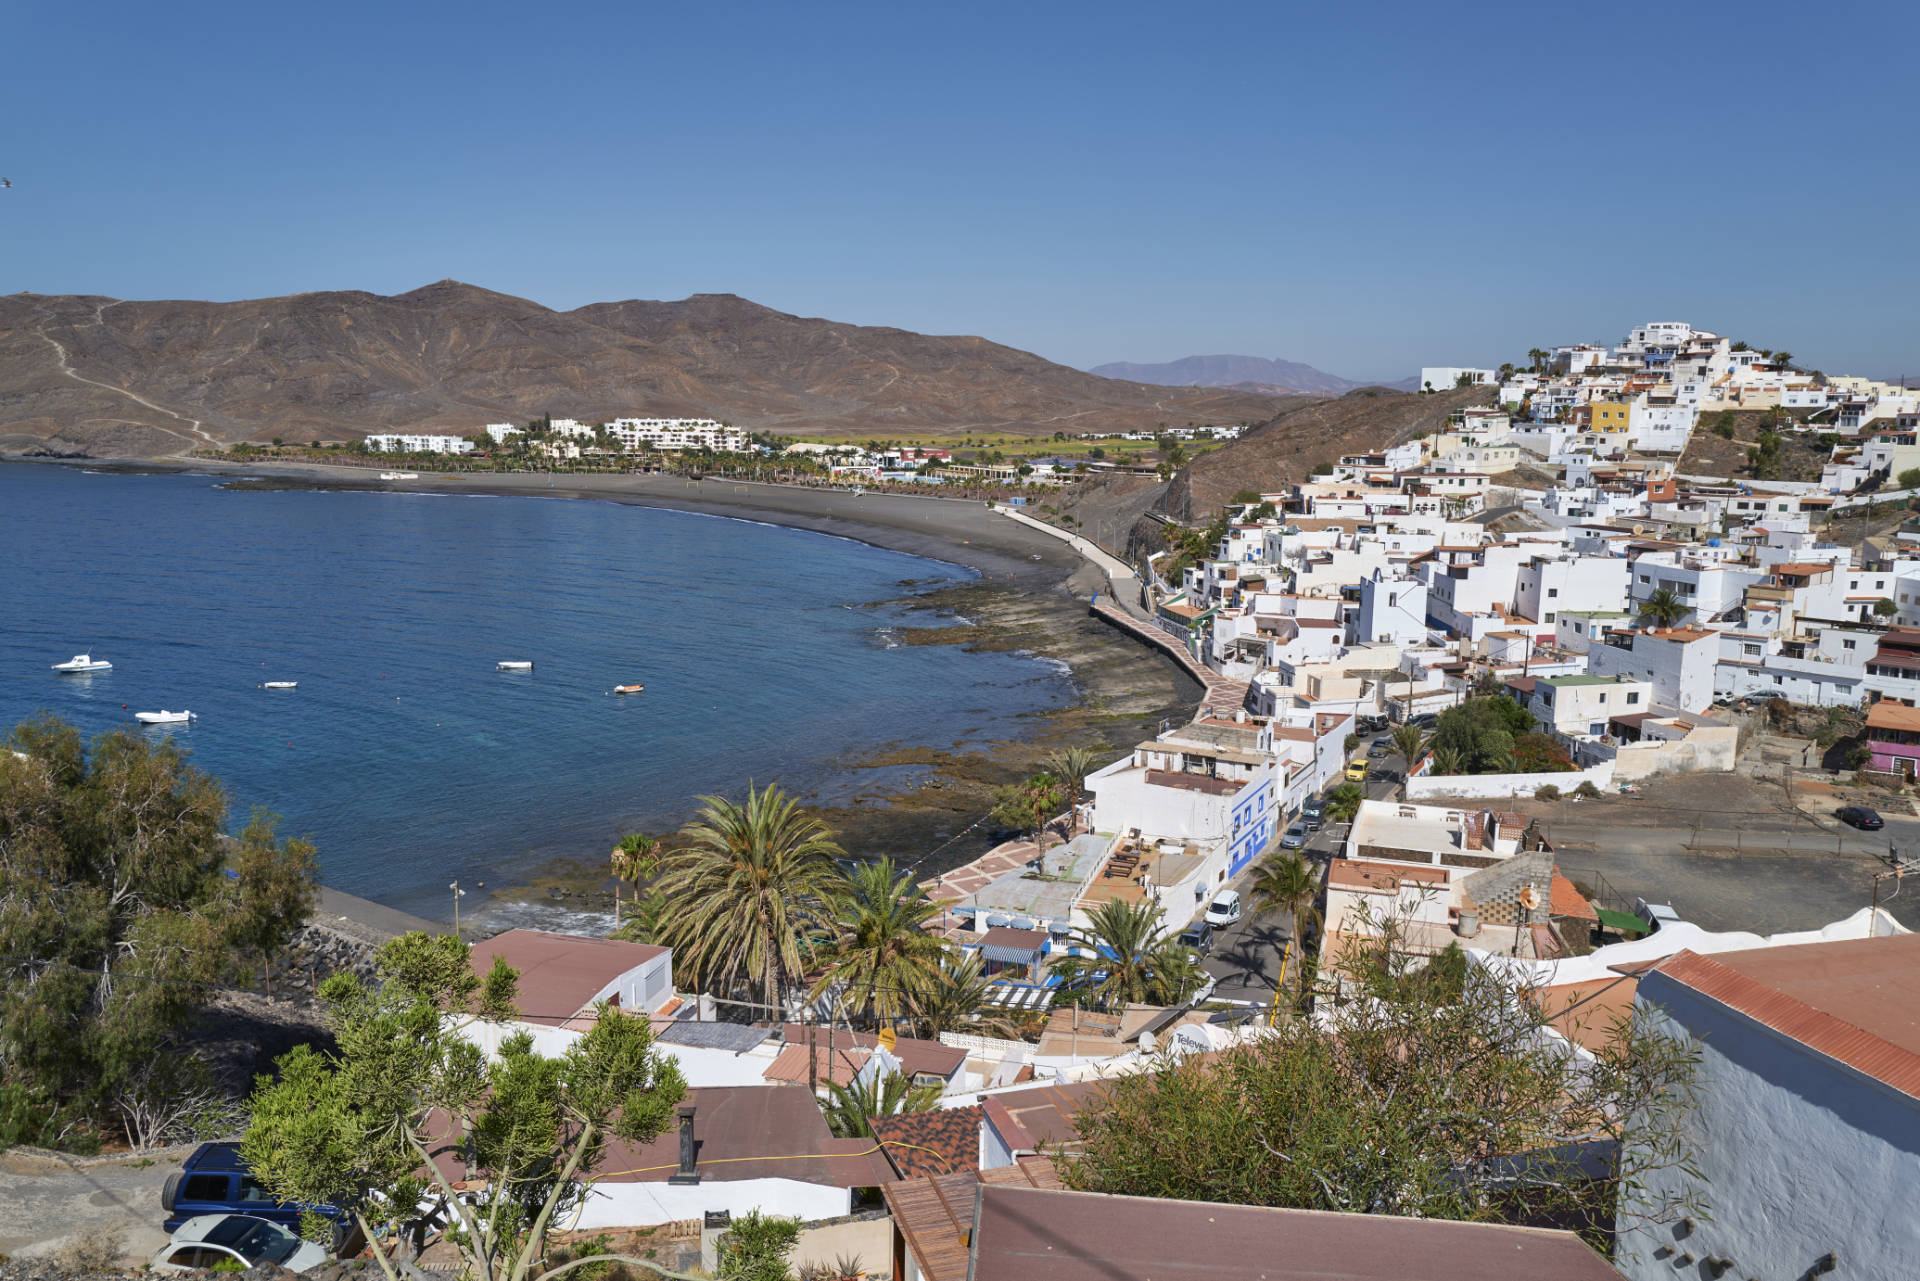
top-left (262, 681), bottom-right (298, 690)
top-left (380, 471), bottom-right (420, 481)
top-left (134, 710), bottom-right (195, 725)
top-left (496, 660), bottom-right (534, 671)
top-left (52, 653), bottom-right (112, 673)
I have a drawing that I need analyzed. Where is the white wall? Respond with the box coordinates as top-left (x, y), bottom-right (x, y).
top-left (1405, 760), bottom-right (1613, 799)
top-left (1618, 982), bottom-right (1920, 1280)
top-left (570, 1177), bottom-right (853, 1231)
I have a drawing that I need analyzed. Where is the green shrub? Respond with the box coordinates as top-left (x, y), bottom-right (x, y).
top-left (1573, 781), bottom-right (1601, 800)
top-left (1533, 784), bottom-right (1561, 801)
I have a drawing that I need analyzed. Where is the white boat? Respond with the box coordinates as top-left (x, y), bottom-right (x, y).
top-left (52, 653), bottom-right (112, 673)
top-left (262, 681), bottom-right (298, 690)
top-left (135, 710), bottom-right (195, 725)
top-left (380, 471), bottom-right (420, 481)
top-left (496, 660), bottom-right (534, 671)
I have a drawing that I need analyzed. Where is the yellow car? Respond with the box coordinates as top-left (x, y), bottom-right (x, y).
top-left (1344, 759), bottom-right (1369, 782)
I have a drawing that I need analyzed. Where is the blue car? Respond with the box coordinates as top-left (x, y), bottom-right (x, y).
top-left (162, 1144), bottom-right (354, 1250)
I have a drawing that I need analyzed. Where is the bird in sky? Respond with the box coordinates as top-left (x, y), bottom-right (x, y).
top-left (0, 178), bottom-right (12, 188)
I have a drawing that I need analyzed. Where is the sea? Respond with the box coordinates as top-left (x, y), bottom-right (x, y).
top-left (0, 463), bottom-right (1075, 921)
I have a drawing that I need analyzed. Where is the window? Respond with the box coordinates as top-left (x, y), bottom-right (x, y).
top-left (1627, 691), bottom-right (1640, 705)
top-left (1774, 675), bottom-right (1784, 685)
top-left (1545, 612), bottom-right (1556, 623)
top-left (1547, 588), bottom-right (1559, 598)
top-left (1639, 575), bottom-right (1650, 584)
top-left (182, 1174), bottom-right (230, 1201)
top-left (1844, 640), bottom-right (1856, 651)
top-left (1745, 644), bottom-right (1761, 656)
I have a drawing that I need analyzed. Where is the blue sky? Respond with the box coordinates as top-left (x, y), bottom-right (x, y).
top-left (4, 1), bottom-right (1914, 380)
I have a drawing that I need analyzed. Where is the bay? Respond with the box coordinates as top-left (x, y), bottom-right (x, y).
top-left (0, 464), bottom-right (1074, 916)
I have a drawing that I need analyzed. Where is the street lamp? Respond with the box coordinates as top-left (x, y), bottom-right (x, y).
top-left (451, 880), bottom-right (466, 937)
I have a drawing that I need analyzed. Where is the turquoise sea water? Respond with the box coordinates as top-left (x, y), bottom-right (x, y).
top-left (0, 464), bottom-right (1073, 916)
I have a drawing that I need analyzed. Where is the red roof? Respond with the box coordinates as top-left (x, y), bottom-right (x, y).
top-left (467, 929), bottom-right (667, 1027)
top-left (1652, 935), bottom-right (1920, 1098)
top-left (1549, 871), bottom-right (1598, 921)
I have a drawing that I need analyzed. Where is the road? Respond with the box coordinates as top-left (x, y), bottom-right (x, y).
top-left (0, 1143), bottom-right (183, 1262)
top-left (1201, 733), bottom-right (1405, 1005)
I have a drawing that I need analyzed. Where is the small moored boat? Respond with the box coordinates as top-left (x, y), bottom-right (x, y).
top-left (262, 681), bottom-right (298, 690)
top-left (379, 471), bottom-right (420, 481)
top-left (612, 684), bottom-right (646, 695)
top-left (135, 710), bottom-right (195, 725)
top-left (496, 660), bottom-right (534, 671)
top-left (52, 653), bottom-right (112, 673)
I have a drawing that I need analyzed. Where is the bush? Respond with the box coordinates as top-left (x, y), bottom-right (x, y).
top-left (1573, 781), bottom-right (1602, 799)
top-left (54, 1225), bottom-right (125, 1273)
top-left (1533, 784), bottom-right (1561, 801)
top-left (1713, 421), bottom-right (1735, 440)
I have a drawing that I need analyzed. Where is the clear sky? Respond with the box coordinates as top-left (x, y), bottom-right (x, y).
top-left (4, 1), bottom-right (1915, 381)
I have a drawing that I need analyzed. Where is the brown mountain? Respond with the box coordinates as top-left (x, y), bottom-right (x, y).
top-left (0, 282), bottom-right (1284, 457)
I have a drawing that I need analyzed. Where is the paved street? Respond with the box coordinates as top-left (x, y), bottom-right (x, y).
top-left (0, 1144), bottom-right (184, 1261)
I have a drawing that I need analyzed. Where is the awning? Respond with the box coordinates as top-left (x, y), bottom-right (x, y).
top-left (982, 940), bottom-right (1045, 965)
top-left (981, 982), bottom-right (1056, 1011)
top-left (1595, 907), bottom-right (1647, 935)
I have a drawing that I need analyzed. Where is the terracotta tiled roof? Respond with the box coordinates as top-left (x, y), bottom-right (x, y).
top-left (1549, 871), bottom-right (1598, 921)
top-left (1652, 936), bottom-right (1920, 1099)
top-left (762, 1042), bottom-right (868, 1088)
top-left (870, 1104), bottom-right (984, 1179)
top-left (1867, 702), bottom-right (1920, 733)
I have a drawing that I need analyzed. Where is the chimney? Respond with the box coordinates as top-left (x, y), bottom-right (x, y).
top-left (667, 1105), bottom-right (700, 1185)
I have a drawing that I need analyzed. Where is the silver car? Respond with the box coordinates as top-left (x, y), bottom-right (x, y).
top-left (151, 1214), bottom-right (329, 1275)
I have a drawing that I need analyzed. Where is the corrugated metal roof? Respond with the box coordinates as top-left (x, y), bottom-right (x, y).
top-left (881, 1158), bottom-right (1062, 1281)
top-left (1653, 937), bottom-right (1920, 1099)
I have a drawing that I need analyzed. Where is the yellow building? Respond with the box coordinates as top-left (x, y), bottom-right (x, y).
top-left (1591, 399), bottom-right (1633, 434)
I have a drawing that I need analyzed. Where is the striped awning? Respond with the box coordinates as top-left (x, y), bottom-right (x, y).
top-left (982, 982), bottom-right (1056, 1012)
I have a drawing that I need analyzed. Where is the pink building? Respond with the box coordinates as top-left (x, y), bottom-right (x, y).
top-left (1865, 701), bottom-right (1920, 778)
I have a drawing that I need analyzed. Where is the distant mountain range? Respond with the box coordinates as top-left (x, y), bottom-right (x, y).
top-left (0, 283), bottom-right (1288, 457)
top-left (1089, 354), bottom-right (1418, 396)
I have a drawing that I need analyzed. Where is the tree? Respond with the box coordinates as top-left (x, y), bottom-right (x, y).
top-left (608, 832), bottom-right (659, 884)
top-left (652, 783), bottom-right (844, 1008)
top-left (1876, 598), bottom-right (1900, 618)
top-left (906, 953), bottom-right (1019, 1040)
top-left (1343, 732), bottom-right (1361, 755)
top-left (716, 1212), bottom-right (802, 1281)
top-left (810, 858), bottom-right (950, 1025)
top-left (991, 772), bottom-right (1065, 844)
top-left (1429, 698), bottom-right (1535, 775)
top-left (1389, 723), bottom-right (1427, 768)
top-left (243, 933), bottom-right (689, 1281)
top-left (1897, 468), bottom-right (1920, 491)
top-left (1246, 851), bottom-right (1320, 935)
top-left (1043, 745), bottom-right (1102, 816)
top-left (0, 717), bottom-right (316, 1142)
top-left (820, 1069), bottom-right (941, 1139)
top-left (1637, 587), bottom-right (1691, 629)
top-left (1526, 348), bottom-right (1549, 372)
top-left (1051, 900), bottom-right (1205, 1010)
top-left (1771, 350), bottom-right (1792, 369)
top-left (1321, 782), bottom-right (1363, 824)
top-left (1062, 920), bottom-right (1704, 1246)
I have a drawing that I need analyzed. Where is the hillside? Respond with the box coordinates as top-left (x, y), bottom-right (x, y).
top-left (1051, 385), bottom-right (1495, 559)
top-left (0, 283), bottom-right (1284, 457)
top-left (1090, 353), bottom-right (1416, 396)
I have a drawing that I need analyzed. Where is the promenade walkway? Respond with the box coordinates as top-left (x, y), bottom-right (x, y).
top-left (1089, 598), bottom-right (1250, 717)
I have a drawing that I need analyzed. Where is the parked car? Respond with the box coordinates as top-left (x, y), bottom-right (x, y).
top-left (1367, 739), bottom-right (1389, 758)
top-left (1344, 760), bottom-right (1370, 782)
top-left (1204, 890), bottom-right (1242, 927)
top-left (1179, 920), bottom-right (1216, 955)
top-left (162, 1143), bottom-right (350, 1245)
top-left (1356, 714), bottom-right (1389, 733)
top-left (1280, 822), bottom-right (1308, 849)
top-left (1300, 800), bottom-right (1324, 831)
top-left (1837, 805), bottom-right (1885, 831)
top-left (151, 1215), bottom-right (328, 1275)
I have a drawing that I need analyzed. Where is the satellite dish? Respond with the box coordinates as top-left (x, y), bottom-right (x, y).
top-left (1137, 1030), bottom-right (1156, 1053)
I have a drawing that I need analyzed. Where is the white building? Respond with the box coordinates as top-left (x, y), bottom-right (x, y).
top-left (364, 433), bottom-right (476, 455)
top-left (604, 417), bottom-right (749, 453)
top-left (1586, 626), bottom-right (1720, 715)
top-left (484, 423), bottom-right (524, 445)
top-left (1419, 366), bottom-right (1497, 391)
top-left (1618, 933), bottom-right (1920, 1281)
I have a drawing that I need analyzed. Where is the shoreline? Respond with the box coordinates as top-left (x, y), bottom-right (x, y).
top-left (8, 455), bottom-right (1196, 941)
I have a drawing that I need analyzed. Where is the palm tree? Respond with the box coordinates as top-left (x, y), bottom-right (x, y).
top-left (1051, 900), bottom-right (1204, 1010)
top-left (1638, 587), bottom-right (1690, 629)
top-left (1527, 347), bottom-right (1549, 373)
top-left (906, 953), bottom-right (1020, 1040)
top-left (1322, 782), bottom-right (1364, 824)
top-left (1390, 723), bottom-right (1428, 768)
top-left (809, 858), bottom-right (951, 1025)
top-left (1429, 744), bottom-right (1464, 776)
top-left (1044, 745), bottom-right (1101, 824)
top-left (653, 783), bottom-right (845, 1010)
top-left (609, 832), bottom-right (660, 884)
top-left (1247, 851), bottom-right (1320, 937)
top-left (821, 1070), bottom-right (942, 1140)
